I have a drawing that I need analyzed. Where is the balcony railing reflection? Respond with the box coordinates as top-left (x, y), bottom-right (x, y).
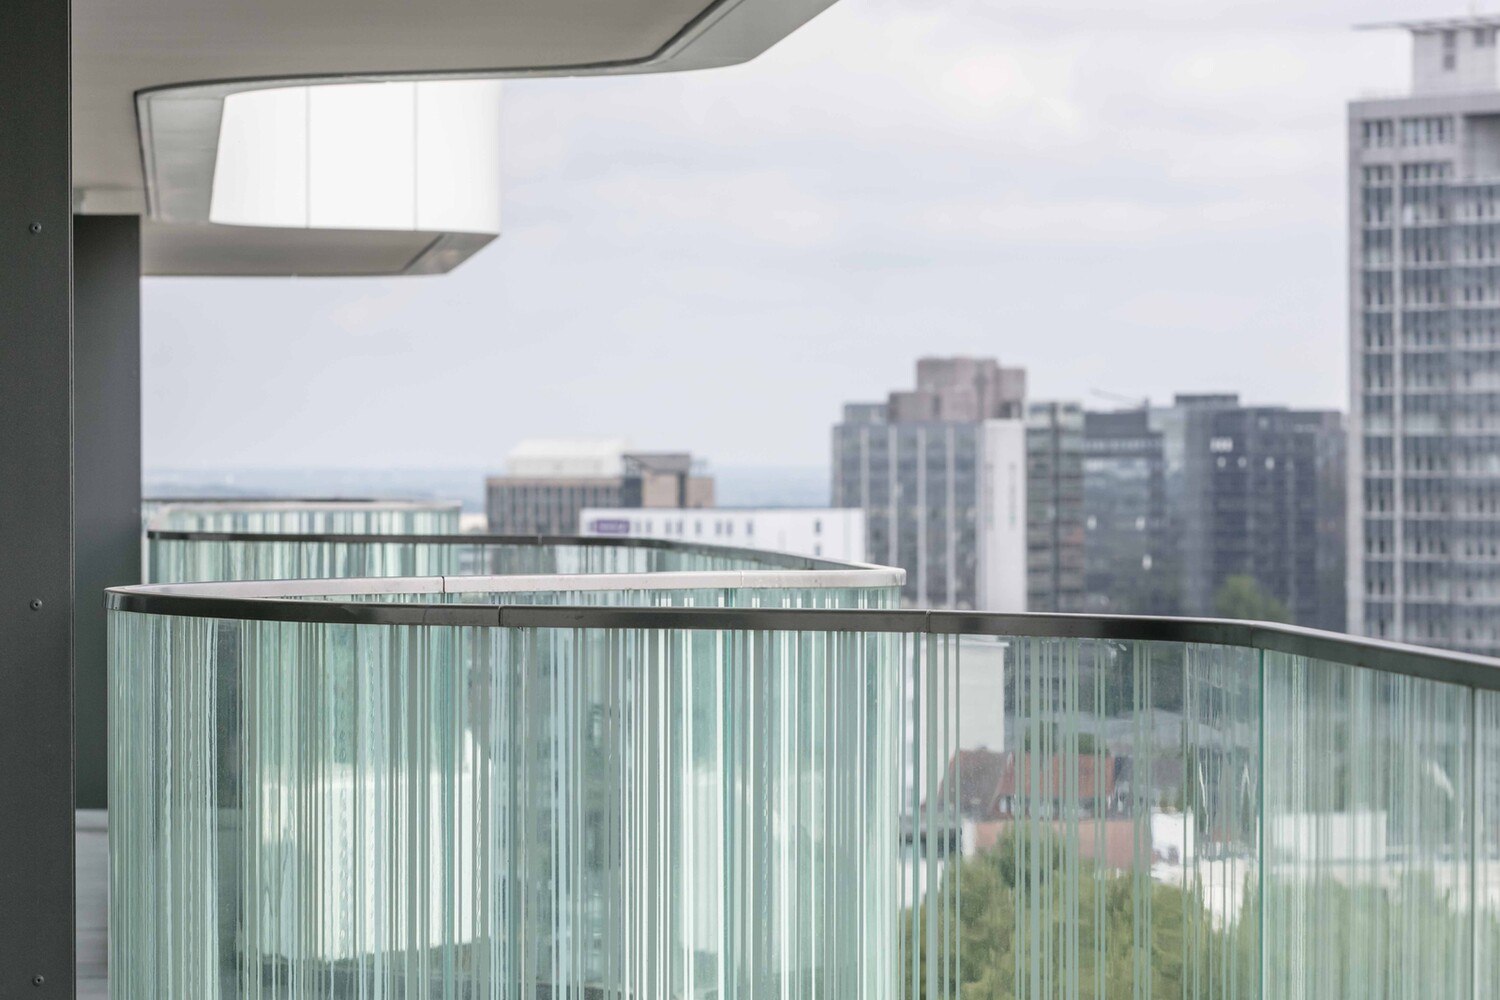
top-left (106, 536), bottom-right (1500, 1000)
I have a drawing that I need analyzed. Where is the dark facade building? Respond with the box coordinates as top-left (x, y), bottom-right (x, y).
top-left (1155, 396), bottom-right (1345, 631)
top-left (1083, 395), bottom-right (1346, 631)
top-left (1081, 408), bottom-right (1174, 615)
top-left (1027, 401), bottom-right (1086, 612)
top-left (1197, 405), bottom-right (1347, 632)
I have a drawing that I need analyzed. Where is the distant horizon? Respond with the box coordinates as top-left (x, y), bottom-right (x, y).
top-left (145, 463), bottom-right (834, 511)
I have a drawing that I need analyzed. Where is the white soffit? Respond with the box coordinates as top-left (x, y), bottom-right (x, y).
top-left (72, 0), bottom-right (844, 277)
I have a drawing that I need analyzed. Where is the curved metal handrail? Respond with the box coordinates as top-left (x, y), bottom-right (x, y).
top-left (144, 498), bottom-right (462, 515)
top-left (143, 527), bottom-right (881, 574)
top-left (107, 579), bottom-right (1500, 692)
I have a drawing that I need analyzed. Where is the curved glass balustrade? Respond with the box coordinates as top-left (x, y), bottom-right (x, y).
top-left (143, 498), bottom-right (463, 536)
top-left (108, 568), bottom-right (1500, 999)
top-left (146, 528), bottom-right (865, 586)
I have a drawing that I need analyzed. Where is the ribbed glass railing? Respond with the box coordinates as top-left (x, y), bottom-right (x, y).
top-left (107, 574), bottom-right (1500, 999)
top-left (143, 497), bottom-right (463, 536)
top-left (145, 529), bottom-right (855, 586)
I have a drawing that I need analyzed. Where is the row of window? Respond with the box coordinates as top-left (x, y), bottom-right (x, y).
top-left (1366, 526), bottom-right (1500, 559)
top-left (1360, 116), bottom-right (1454, 150)
top-left (1402, 161), bottom-right (1452, 184)
top-left (1359, 235), bottom-right (1500, 266)
top-left (1364, 604), bottom-right (1500, 652)
top-left (1365, 480), bottom-right (1500, 513)
top-left (1362, 311), bottom-right (1500, 349)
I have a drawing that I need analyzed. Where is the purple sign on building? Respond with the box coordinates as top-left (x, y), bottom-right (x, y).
top-left (589, 518), bottom-right (633, 536)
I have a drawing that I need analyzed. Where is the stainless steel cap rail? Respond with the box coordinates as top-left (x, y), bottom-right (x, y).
top-left (107, 580), bottom-right (1500, 692)
top-left (142, 529), bottom-right (880, 573)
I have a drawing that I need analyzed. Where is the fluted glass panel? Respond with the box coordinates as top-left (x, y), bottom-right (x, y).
top-left (109, 601), bottom-right (1500, 1000)
top-left (1261, 652), bottom-right (1477, 1000)
top-left (144, 501), bottom-right (461, 536)
top-left (111, 612), bottom-right (902, 999)
top-left (148, 536), bottom-right (839, 584)
top-left (918, 636), bottom-right (1260, 999)
top-left (1479, 690), bottom-right (1500, 993)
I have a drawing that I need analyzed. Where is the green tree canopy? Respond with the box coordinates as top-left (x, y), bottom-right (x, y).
top-left (1213, 575), bottom-right (1291, 624)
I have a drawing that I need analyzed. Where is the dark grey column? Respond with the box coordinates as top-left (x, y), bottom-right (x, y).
top-left (0, 0), bottom-right (75, 995)
top-left (74, 215), bottom-right (141, 813)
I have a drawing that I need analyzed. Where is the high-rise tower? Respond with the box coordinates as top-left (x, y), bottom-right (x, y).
top-left (1350, 17), bottom-right (1500, 654)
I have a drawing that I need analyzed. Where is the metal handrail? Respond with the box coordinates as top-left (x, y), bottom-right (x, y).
top-left (143, 528), bottom-right (880, 573)
top-left (144, 497), bottom-right (462, 514)
top-left (107, 583), bottom-right (1500, 692)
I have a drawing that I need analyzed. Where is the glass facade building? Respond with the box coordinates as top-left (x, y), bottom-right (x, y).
top-left (1026, 401), bottom-right (1086, 612)
top-left (1203, 406), bottom-right (1346, 631)
top-left (1081, 408), bottom-right (1174, 614)
top-left (1084, 396), bottom-right (1346, 629)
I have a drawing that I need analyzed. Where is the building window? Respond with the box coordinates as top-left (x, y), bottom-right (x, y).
top-left (1362, 120), bottom-right (1395, 149)
top-left (1400, 116), bottom-right (1454, 147)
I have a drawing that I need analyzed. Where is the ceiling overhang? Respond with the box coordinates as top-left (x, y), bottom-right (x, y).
top-left (73, 0), bottom-right (841, 276)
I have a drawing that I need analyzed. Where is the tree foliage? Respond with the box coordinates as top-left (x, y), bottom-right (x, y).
top-left (906, 829), bottom-right (1253, 999)
top-left (1213, 575), bottom-right (1291, 624)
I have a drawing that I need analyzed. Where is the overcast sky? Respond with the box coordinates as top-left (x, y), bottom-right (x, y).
top-left (143, 0), bottom-right (1456, 470)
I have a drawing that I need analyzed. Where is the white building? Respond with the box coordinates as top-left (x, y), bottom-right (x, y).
top-left (980, 418), bottom-right (1028, 612)
top-left (579, 507), bottom-right (867, 563)
top-left (1349, 16), bottom-right (1500, 654)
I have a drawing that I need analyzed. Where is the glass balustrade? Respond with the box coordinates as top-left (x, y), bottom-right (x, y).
top-left (143, 498), bottom-right (463, 536)
top-left (145, 529), bottom-right (854, 585)
top-left (108, 565), bottom-right (1500, 999)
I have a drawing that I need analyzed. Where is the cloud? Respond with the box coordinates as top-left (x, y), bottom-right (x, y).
top-left (144, 0), bottom-right (1444, 469)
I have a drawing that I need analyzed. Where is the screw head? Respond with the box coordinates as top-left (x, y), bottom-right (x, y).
top-left (27, 222), bottom-right (41, 235)
top-left (28, 599), bottom-right (42, 611)
top-left (31, 974), bottom-right (44, 986)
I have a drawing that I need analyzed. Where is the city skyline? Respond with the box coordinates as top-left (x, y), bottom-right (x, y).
top-left (142, 0), bottom-right (1449, 471)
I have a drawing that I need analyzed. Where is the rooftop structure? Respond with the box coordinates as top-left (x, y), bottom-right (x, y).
top-left (1358, 16), bottom-right (1500, 96)
top-left (889, 356), bottom-right (1027, 423)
